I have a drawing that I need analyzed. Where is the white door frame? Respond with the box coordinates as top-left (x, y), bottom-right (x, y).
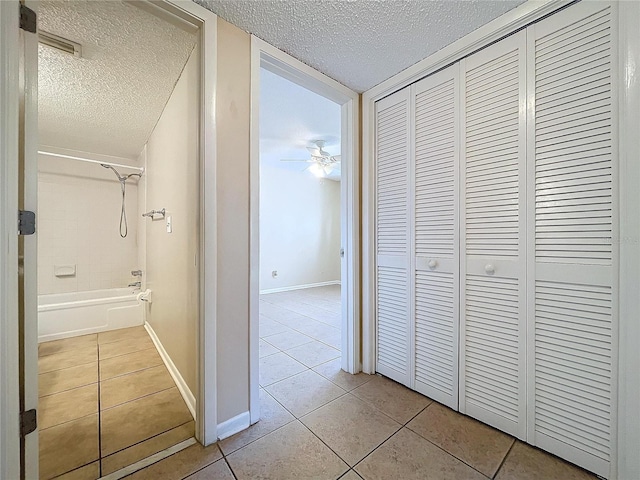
top-left (616, 1), bottom-right (640, 478)
top-left (249, 36), bottom-right (360, 421)
top-left (0, 1), bottom-right (22, 478)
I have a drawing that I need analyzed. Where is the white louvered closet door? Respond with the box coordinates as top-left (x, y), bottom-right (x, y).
top-left (412, 66), bottom-right (460, 409)
top-left (527, 3), bottom-right (616, 477)
top-left (375, 88), bottom-right (412, 387)
top-left (460, 31), bottom-right (527, 439)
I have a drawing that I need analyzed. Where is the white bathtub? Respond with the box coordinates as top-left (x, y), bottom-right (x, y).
top-left (38, 288), bottom-right (144, 342)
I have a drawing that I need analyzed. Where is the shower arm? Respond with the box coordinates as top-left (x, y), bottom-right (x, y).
top-left (142, 208), bottom-right (166, 219)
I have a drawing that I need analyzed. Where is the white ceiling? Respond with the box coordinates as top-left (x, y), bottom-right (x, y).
top-left (196, 0), bottom-right (526, 93)
top-left (260, 68), bottom-right (341, 181)
top-left (38, 0), bottom-right (197, 159)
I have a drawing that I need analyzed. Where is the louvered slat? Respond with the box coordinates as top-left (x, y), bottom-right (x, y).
top-left (461, 31), bottom-right (526, 439)
top-left (412, 67), bottom-right (459, 409)
top-left (534, 6), bottom-right (613, 265)
top-left (377, 100), bottom-right (409, 257)
top-left (415, 271), bottom-right (455, 399)
top-left (415, 78), bottom-right (455, 257)
top-left (465, 48), bottom-right (520, 257)
top-left (530, 4), bottom-right (615, 478)
top-left (375, 90), bottom-right (411, 386)
top-left (377, 267), bottom-right (409, 376)
top-left (534, 280), bottom-right (612, 461)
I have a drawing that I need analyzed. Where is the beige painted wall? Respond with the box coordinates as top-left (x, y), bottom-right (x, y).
top-left (215, 18), bottom-right (251, 423)
top-left (144, 45), bottom-right (199, 394)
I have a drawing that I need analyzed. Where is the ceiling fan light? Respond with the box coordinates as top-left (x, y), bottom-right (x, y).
top-left (323, 164), bottom-right (334, 175)
top-left (309, 163), bottom-right (325, 177)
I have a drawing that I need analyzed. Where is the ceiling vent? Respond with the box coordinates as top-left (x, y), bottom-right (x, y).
top-left (39, 30), bottom-right (82, 58)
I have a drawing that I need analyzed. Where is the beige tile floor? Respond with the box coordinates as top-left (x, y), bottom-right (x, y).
top-left (128, 285), bottom-right (598, 479)
top-left (44, 288), bottom-right (596, 479)
top-left (38, 326), bottom-right (194, 479)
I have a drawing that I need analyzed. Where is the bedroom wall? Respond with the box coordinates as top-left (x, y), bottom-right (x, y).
top-left (259, 165), bottom-right (341, 292)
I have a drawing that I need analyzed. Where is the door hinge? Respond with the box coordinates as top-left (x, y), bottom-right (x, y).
top-left (20, 409), bottom-right (37, 437)
top-left (19, 4), bottom-right (37, 33)
top-left (18, 210), bottom-right (36, 235)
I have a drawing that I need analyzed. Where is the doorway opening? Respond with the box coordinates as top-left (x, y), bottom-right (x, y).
top-left (249, 39), bottom-right (360, 424)
top-left (35, 1), bottom-right (200, 478)
top-left (258, 67), bottom-right (344, 395)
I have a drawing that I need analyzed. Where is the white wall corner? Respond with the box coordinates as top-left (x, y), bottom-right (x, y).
top-left (216, 411), bottom-right (251, 441)
top-left (144, 322), bottom-right (196, 420)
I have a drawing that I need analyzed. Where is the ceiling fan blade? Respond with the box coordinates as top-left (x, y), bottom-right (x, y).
top-left (306, 146), bottom-right (321, 156)
top-left (330, 155), bottom-right (341, 163)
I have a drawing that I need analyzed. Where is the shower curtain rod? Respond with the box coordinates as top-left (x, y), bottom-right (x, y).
top-left (38, 150), bottom-right (145, 173)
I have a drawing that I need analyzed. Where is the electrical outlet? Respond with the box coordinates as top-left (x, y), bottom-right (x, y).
top-left (272, 270), bottom-right (278, 278)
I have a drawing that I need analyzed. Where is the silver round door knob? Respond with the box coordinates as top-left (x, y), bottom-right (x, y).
top-left (428, 259), bottom-right (438, 269)
top-left (485, 264), bottom-right (495, 275)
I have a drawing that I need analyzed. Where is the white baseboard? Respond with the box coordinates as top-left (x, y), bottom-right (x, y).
top-left (217, 411), bottom-right (251, 440)
top-left (260, 280), bottom-right (340, 295)
top-left (144, 322), bottom-right (196, 420)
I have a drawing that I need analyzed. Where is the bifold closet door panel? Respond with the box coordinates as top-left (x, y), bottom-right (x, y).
top-left (375, 88), bottom-right (412, 386)
top-left (527, 2), bottom-right (616, 477)
top-left (460, 30), bottom-right (528, 439)
top-left (412, 66), bottom-right (460, 409)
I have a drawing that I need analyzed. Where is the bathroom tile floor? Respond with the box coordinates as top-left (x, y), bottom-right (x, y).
top-left (127, 285), bottom-right (597, 480)
top-left (38, 326), bottom-right (194, 480)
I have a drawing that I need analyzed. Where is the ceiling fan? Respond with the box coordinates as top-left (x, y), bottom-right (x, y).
top-left (280, 140), bottom-right (341, 177)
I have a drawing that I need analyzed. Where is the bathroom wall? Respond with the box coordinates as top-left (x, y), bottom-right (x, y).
top-left (259, 165), bottom-right (341, 291)
top-left (37, 150), bottom-right (140, 295)
top-left (143, 45), bottom-right (199, 395)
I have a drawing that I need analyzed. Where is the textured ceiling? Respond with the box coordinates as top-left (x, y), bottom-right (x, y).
top-left (38, 0), bottom-right (197, 159)
top-left (260, 68), bottom-right (341, 181)
top-left (196, 0), bottom-right (526, 92)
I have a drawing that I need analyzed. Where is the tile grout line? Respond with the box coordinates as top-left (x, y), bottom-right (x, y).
top-left (101, 384), bottom-right (177, 413)
top-left (103, 420), bottom-right (194, 462)
top-left (399, 402), bottom-right (498, 479)
top-left (38, 379), bottom-right (99, 400)
top-left (261, 379), bottom-right (406, 472)
top-left (217, 443), bottom-right (239, 480)
top-left (38, 344), bottom-right (157, 375)
top-left (347, 398), bottom-right (435, 473)
top-left (491, 439), bottom-right (516, 479)
top-left (260, 302), bottom-right (342, 329)
top-left (296, 416), bottom-right (355, 473)
top-left (99, 361), bottom-right (166, 383)
top-left (178, 443), bottom-right (237, 480)
top-left (97, 338), bottom-right (103, 478)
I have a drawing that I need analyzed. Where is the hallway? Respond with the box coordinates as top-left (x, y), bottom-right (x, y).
top-left (125, 287), bottom-right (596, 480)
